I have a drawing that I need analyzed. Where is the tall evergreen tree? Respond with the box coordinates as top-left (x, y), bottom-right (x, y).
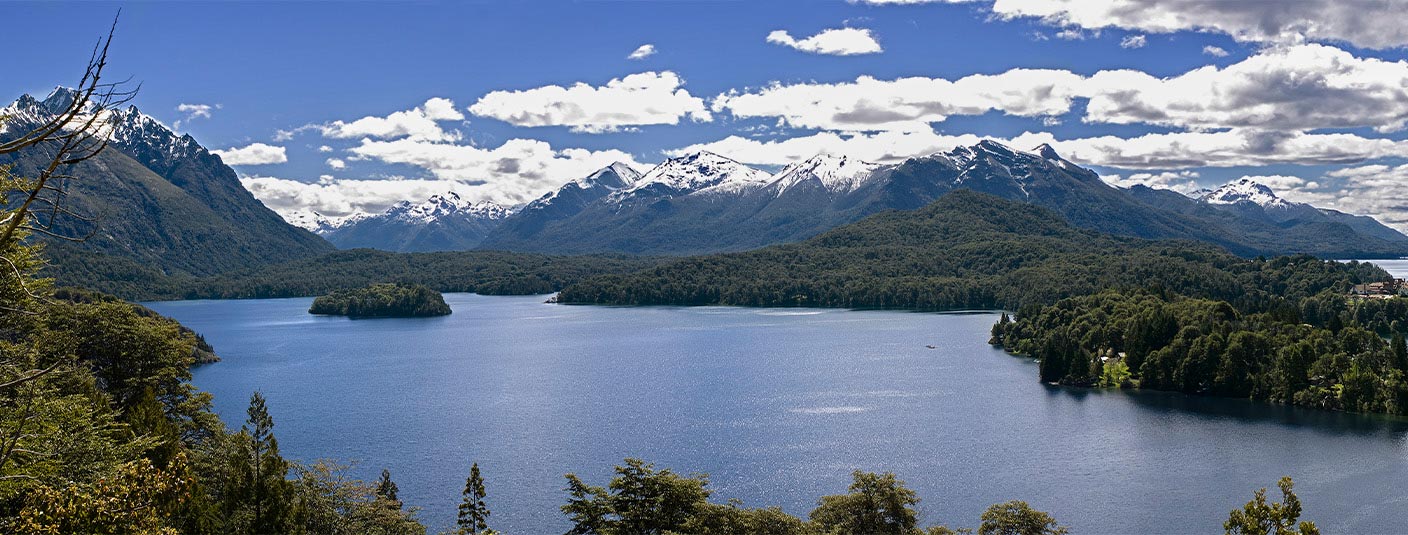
top-left (227, 391), bottom-right (293, 534)
top-left (1392, 332), bottom-right (1408, 372)
top-left (458, 462), bottom-right (490, 534)
top-left (377, 468), bottom-right (400, 504)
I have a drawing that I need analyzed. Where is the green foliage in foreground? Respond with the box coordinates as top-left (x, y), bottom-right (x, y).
top-left (991, 290), bottom-right (1408, 414)
top-left (310, 283), bottom-right (452, 318)
top-left (557, 191), bottom-right (1384, 313)
top-left (1225, 477), bottom-right (1319, 535)
top-left (553, 458), bottom-right (1313, 535)
top-left (560, 458), bottom-right (1042, 535)
top-left (44, 247), bottom-right (662, 302)
top-left (0, 197), bottom-right (423, 533)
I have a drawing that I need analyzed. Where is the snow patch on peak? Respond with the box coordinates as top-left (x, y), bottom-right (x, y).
top-left (1198, 178), bottom-right (1295, 209)
top-left (386, 192), bottom-right (509, 224)
top-left (578, 161), bottom-right (642, 188)
top-left (626, 151), bottom-right (770, 196)
top-left (281, 210), bottom-right (366, 234)
top-left (771, 154), bottom-right (880, 196)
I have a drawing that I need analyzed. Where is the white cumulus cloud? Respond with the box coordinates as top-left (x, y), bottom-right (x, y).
top-left (212, 142), bottom-right (288, 166)
top-left (174, 103), bottom-right (220, 130)
top-left (986, 0), bottom-right (1408, 49)
top-left (1083, 44), bottom-right (1408, 133)
top-left (319, 98), bottom-right (464, 142)
top-left (468, 71), bottom-right (710, 133)
top-left (766, 27), bottom-right (884, 56)
top-left (1119, 34), bottom-right (1146, 48)
top-left (627, 44), bottom-right (656, 60)
top-left (1297, 165), bottom-right (1408, 231)
top-left (346, 137), bottom-right (647, 205)
top-left (712, 69), bottom-right (1085, 131)
top-left (242, 176), bottom-right (470, 219)
top-left (713, 44), bottom-right (1408, 134)
top-left (176, 103), bottom-right (215, 119)
top-left (1202, 45), bottom-right (1229, 57)
top-left (1101, 170), bottom-right (1199, 192)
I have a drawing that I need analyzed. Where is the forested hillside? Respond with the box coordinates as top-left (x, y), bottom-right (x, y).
top-left (557, 190), bottom-right (1386, 311)
top-left (95, 248), bottom-right (661, 301)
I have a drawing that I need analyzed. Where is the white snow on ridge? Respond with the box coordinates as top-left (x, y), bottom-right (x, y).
top-left (281, 210), bottom-right (366, 234)
top-left (4, 87), bottom-right (199, 159)
top-left (1197, 178), bottom-right (1295, 209)
top-left (575, 162), bottom-right (642, 189)
top-left (385, 192), bottom-right (509, 224)
top-left (770, 154), bottom-right (881, 196)
top-left (284, 192), bottom-right (509, 234)
top-left (625, 151), bottom-right (771, 196)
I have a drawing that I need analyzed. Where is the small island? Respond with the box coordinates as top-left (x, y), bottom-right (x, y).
top-left (309, 283), bottom-right (452, 318)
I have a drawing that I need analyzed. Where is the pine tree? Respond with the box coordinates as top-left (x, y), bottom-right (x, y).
top-left (231, 390), bottom-right (293, 534)
top-left (377, 468), bottom-right (401, 505)
top-left (1392, 332), bottom-right (1407, 372)
top-left (458, 462), bottom-right (490, 534)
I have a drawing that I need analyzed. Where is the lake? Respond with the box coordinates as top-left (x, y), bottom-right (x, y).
top-left (147, 294), bottom-right (1408, 534)
top-left (1364, 258), bottom-right (1408, 279)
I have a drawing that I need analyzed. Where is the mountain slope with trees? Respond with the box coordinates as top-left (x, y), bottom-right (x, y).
top-left (0, 89), bottom-right (333, 278)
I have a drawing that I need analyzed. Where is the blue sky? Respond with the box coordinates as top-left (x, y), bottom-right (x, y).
top-left (6, 1), bottom-right (1408, 228)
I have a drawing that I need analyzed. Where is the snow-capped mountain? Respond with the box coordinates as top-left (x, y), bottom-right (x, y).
top-left (1193, 178), bottom-right (1295, 209)
top-left (483, 162), bottom-right (641, 244)
top-left (3, 87), bottom-right (203, 162)
top-left (1186, 178), bottom-right (1408, 246)
top-left (526, 161), bottom-right (642, 212)
top-left (0, 88), bottom-right (332, 278)
top-left (384, 192), bottom-right (509, 224)
top-left (616, 151), bottom-right (771, 199)
top-left (317, 192), bottom-right (511, 252)
top-left (281, 210), bottom-right (368, 234)
top-left (769, 154), bottom-right (881, 196)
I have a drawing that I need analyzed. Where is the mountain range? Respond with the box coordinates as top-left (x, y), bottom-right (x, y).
top-left (471, 141), bottom-right (1405, 258)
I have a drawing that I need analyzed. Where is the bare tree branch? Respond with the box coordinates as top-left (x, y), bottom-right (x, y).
top-left (0, 12), bottom-right (134, 251)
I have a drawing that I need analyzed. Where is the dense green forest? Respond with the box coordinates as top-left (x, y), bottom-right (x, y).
top-left (309, 283), bottom-right (452, 318)
top-left (557, 191), bottom-right (1386, 312)
top-left (990, 290), bottom-right (1408, 414)
top-left (45, 247), bottom-right (660, 302)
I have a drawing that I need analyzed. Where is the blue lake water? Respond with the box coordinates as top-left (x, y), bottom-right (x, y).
top-left (147, 294), bottom-right (1408, 534)
top-left (1365, 258), bottom-right (1408, 279)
